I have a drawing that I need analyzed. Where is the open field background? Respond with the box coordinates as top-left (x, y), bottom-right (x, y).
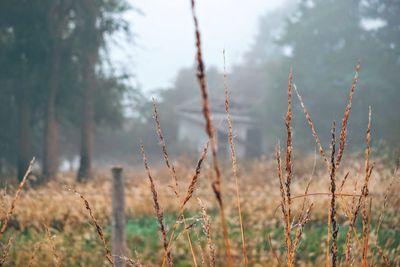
top-left (1, 1), bottom-right (400, 266)
top-left (1, 154), bottom-right (399, 266)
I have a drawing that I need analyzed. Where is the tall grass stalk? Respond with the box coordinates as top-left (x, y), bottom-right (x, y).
top-left (161, 143), bottom-right (209, 267)
top-left (152, 99), bottom-right (198, 267)
top-left (190, 0), bottom-right (232, 264)
top-left (0, 158), bottom-right (35, 238)
top-left (329, 121), bottom-right (338, 267)
top-left (67, 186), bottom-right (115, 267)
top-left (223, 50), bottom-right (248, 267)
top-left (198, 198), bottom-right (216, 267)
top-left (336, 63), bottom-right (361, 168)
top-left (140, 144), bottom-right (173, 267)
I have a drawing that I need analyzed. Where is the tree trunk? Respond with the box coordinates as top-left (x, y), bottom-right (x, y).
top-left (42, 46), bottom-right (60, 181)
top-left (77, 56), bottom-right (96, 182)
top-left (17, 95), bottom-right (33, 181)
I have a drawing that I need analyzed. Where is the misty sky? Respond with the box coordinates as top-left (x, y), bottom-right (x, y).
top-left (112, 0), bottom-right (285, 93)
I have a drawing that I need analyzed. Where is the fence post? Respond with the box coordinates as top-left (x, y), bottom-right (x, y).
top-left (112, 166), bottom-right (125, 266)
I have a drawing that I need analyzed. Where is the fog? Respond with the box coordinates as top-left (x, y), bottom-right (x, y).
top-left (0, 0), bottom-right (399, 181)
top-left (115, 0), bottom-right (285, 92)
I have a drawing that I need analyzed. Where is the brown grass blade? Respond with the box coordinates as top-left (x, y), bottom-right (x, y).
top-left (362, 107), bottom-right (372, 267)
top-left (339, 171), bottom-right (350, 193)
top-left (0, 234), bottom-right (13, 267)
top-left (268, 233), bottom-right (282, 267)
top-left (345, 107), bottom-right (373, 266)
top-left (336, 63), bottom-right (361, 168)
top-left (223, 50), bottom-right (248, 267)
top-left (375, 165), bottom-right (399, 237)
top-left (329, 121), bottom-right (338, 267)
top-left (140, 144), bottom-right (173, 267)
top-left (152, 98), bottom-right (179, 197)
top-left (198, 198), bottom-right (216, 267)
top-left (275, 143), bottom-right (291, 265)
top-left (66, 186), bottom-right (115, 267)
top-left (293, 85), bottom-right (329, 170)
top-left (182, 142), bottom-right (209, 206)
top-left (291, 203), bottom-right (313, 264)
top-left (114, 256), bottom-right (144, 267)
top-left (44, 223), bottom-right (61, 267)
top-left (374, 242), bottom-right (390, 267)
top-left (152, 98), bottom-right (198, 267)
top-left (296, 148), bottom-right (317, 222)
top-left (28, 239), bottom-right (44, 267)
top-left (161, 142), bottom-right (209, 267)
top-left (284, 69), bottom-right (294, 267)
top-left (190, 0), bottom-right (232, 264)
top-left (0, 157), bottom-right (35, 238)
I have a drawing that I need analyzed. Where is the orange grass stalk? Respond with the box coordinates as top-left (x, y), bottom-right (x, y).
top-left (344, 180), bottom-right (358, 267)
top-left (361, 107), bottom-right (372, 267)
top-left (275, 143), bottom-right (291, 265)
top-left (190, 0), bottom-right (232, 264)
top-left (0, 157), bottom-right (35, 238)
top-left (329, 121), bottom-right (339, 267)
top-left (285, 69), bottom-right (293, 221)
top-left (198, 198), bottom-right (216, 267)
top-left (339, 171), bottom-right (350, 193)
top-left (223, 50), bottom-right (248, 267)
top-left (325, 207), bottom-right (331, 267)
top-left (28, 240), bottom-right (43, 267)
top-left (344, 167), bottom-right (374, 266)
top-left (336, 63), bottom-right (361, 168)
top-left (140, 144), bottom-right (173, 267)
top-left (182, 143), bottom-right (209, 206)
top-left (295, 149), bottom-right (317, 229)
top-left (67, 187), bottom-right (115, 267)
top-left (375, 165), bottom-right (398, 237)
top-left (161, 142), bottom-right (208, 267)
top-left (284, 69), bottom-right (294, 267)
top-left (44, 223), bottom-right (61, 267)
top-left (344, 108), bottom-right (373, 266)
top-left (114, 256), bottom-right (144, 267)
top-left (291, 203), bottom-right (313, 264)
top-left (268, 233), bottom-right (282, 267)
top-left (374, 243), bottom-right (390, 267)
top-left (152, 99), bottom-right (198, 267)
top-left (152, 99), bottom-right (179, 197)
top-left (363, 197), bottom-right (372, 267)
top-left (0, 234), bottom-right (13, 267)
top-left (293, 85), bottom-right (329, 169)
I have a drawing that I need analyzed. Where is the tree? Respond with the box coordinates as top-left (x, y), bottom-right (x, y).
top-left (74, 0), bottom-right (131, 181)
top-left (42, 0), bottom-right (74, 181)
top-left (0, 0), bottom-right (134, 183)
top-left (248, 0), bottom-right (400, 149)
top-left (0, 1), bottom-right (49, 179)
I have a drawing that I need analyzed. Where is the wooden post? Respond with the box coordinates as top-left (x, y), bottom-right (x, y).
top-left (112, 166), bottom-right (125, 266)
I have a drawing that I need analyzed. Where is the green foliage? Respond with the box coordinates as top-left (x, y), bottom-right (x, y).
top-left (262, 0), bottom-right (400, 148)
top-left (0, 0), bottom-right (137, 175)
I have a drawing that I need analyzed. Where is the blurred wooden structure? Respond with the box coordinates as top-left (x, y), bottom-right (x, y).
top-left (112, 166), bottom-right (126, 267)
top-left (176, 97), bottom-right (263, 158)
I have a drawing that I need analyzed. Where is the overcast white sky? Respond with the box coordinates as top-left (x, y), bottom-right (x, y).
top-left (111, 0), bottom-right (284, 93)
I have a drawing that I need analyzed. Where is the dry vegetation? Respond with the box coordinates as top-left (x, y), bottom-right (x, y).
top-left (1, 0), bottom-right (400, 266)
top-left (0, 153), bottom-right (399, 266)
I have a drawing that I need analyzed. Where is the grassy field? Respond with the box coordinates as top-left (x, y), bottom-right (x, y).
top-left (1, 3), bottom-right (399, 266)
top-left (0, 155), bottom-right (399, 266)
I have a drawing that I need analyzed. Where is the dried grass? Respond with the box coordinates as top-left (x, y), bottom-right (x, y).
top-left (190, 0), bottom-right (232, 264)
top-left (152, 98), bottom-right (198, 266)
top-left (140, 144), bottom-right (172, 267)
top-left (223, 51), bottom-right (248, 267)
top-left (66, 186), bottom-right (115, 267)
top-left (0, 158), bottom-right (35, 238)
